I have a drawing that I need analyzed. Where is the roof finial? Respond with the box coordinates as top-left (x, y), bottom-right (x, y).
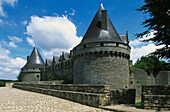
top-left (100, 1), bottom-right (104, 10)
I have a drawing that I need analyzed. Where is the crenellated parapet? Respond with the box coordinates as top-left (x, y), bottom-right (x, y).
top-left (73, 42), bottom-right (130, 60)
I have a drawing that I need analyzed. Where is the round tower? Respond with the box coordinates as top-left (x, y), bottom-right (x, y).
top-left (20, 47), bottom-right (45, 82)
top-left (72, 3), bottom-right (130, 89)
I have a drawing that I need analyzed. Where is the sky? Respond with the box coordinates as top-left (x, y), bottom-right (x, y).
top-left (0, 0), bottom-right (166, 80)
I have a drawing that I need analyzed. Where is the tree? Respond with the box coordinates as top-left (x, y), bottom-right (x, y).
top-left (134, 55), bottom-right (170, 77)
top-left (136, 0), bottom-right (170, 59)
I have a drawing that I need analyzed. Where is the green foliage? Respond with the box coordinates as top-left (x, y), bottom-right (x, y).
top-left (48, 72), bottom-right (57, 81)
top-left (0, 82), bottom-right (5, 87)
top-left (135, 102), bottom-right (141, 106)
top-left (129, 66), bottom-right (135, 74)
top-left (16, 72), bottom-right (22, 82)
top-left (136, 0), bottom-right (170, 59)
top-left (129, 81), bottom-right (133, 85)
top-left (134, 56), bottom-right (169, 77)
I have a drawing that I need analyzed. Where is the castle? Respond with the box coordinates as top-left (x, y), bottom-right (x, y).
top-left (19, 3), bottom-right (130, 89)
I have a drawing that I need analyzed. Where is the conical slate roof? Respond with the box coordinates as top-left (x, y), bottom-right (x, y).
top-left (23, 47), bottom-right (45, 69)
top-left (79, 3), bottom-right (124, 45)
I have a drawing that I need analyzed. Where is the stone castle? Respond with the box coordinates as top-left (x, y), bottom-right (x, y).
top-left (17, 3), bottom-right (170, 110)
top-left (19, 3), bottom-right (169, 91)
top-left (19, 3), bottom-right (130, 89)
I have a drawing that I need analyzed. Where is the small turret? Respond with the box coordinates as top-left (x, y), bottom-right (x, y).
top-left (20, 46), bottom-right (45, 82)
top-left (22, 46), bottom-right (44, 69)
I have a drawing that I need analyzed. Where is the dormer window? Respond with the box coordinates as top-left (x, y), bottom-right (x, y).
top-left (96, 21), bottom-right (102, 29)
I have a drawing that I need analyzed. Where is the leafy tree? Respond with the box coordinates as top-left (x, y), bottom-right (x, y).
top-left (16, 72), bottom-right (22, 82)
top-left (134, 56), bottom-right (169, 77)
top-left (136, 0), bottom-right (170, 59)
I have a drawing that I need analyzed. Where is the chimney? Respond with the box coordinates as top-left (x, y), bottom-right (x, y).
top-left (126, 31), bottom-right (129, 44)
top-left (27, 55), bottom-right (30, 62)
top-left (45, 59), bottom-right (48, 66)
top-left (101, 10), bottom-right (107, 30)
top-left (53, 56), bottom-right (55, 63)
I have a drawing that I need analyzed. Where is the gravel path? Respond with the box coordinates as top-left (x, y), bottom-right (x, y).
top-left (0, 87), bottom-right (111, 112)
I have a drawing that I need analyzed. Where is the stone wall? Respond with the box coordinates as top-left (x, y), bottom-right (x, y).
top-left (110, 89), bottom-right (135, 104)
top-left (13, 82), bottom-right (136, 107)
top-left (13, 82), bottom-right (110, 107)
top-left (129, 69), bottom-right (170, 103)
top-left (73, 43), bottom-right (130, 89)
top-left (142, 85), bottom-right (170, 111)
top-left (155, 71), bottom-right (170, 85)
top-left (129, 67), bottom-right (155, 102)
top-left (45, 60), bottom-right (73, 83)
top-left (20, 68), bottom-right (41, 82)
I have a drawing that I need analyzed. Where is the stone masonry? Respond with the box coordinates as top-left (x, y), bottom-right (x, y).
top-left (13, 82), bottom-right (136, 107)
top-left (142, 85), bottom-right (170, 111)
top-left (0, 87), bottom-right (111, 112)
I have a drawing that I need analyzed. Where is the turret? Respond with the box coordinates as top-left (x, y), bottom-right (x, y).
top-left (20, 46), bottom-right (45, 82)
top-left (72, 2), bottom-right (130, 89)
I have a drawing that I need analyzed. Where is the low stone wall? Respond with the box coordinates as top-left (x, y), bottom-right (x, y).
top-left (13, 82), bottom-right (110, 107)
top-left (110, 89), bottom-right (135, 104)
top-left (142, 85), bottom-right (170, 111)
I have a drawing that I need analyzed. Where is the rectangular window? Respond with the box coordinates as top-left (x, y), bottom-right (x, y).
top-left (37, 75), bottom-right (39, 79)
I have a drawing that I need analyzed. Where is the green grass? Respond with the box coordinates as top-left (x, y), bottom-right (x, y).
top-left (135, 102), bottom-right (141, 106)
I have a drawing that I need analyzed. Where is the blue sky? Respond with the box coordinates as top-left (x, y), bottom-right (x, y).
top-left (0, 0), bottom-right (163, 80)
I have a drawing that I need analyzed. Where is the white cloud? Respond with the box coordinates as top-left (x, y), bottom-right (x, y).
top-left (129, 30), bottom-right (156, 47)
top-left (0, 44), bottom-right (26, 80)
top-left (129, 30), bottom-right (161, 64)
top-left (0, 19), bottom-right (3, 24)
top-left (69, 8), bottom-right (76, 16)
top-left (42, 9), bottom-right (46, 13)
top-left (0, 20), bottom-right (17, 26)
top-left (22, 20), bottom-right (28, 25)
top-left (9, 41), bottom-right (17, 48)
top-left (130, 43), bottom-right (164, 64)
top-left (26, 15), bottom-right (82, 59)
top-left (0, 0), bottom-right (18, 17)
top-left (8, 36), bottom-right (23, 43)
top-left (0, 36), bottom-right (22, 48)
top-left (42, 48), bottom-right (71, 59)
top-left (26, 37), bottom-right (35, 47)
top-left (53, 13), bottom-right (59, 16)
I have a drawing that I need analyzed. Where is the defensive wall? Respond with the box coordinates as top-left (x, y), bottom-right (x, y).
top-left (155, 71), bottom-right (170, 85)
top-left (142, 85), bottom-right (170, 111)
top-left (13, 82), bottom-right (135, 107)
top-left (129, 67), bottom-right (155, 102)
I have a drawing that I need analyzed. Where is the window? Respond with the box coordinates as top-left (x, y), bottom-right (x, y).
top-left (96, 21), bottom-right (102, 29)
top-left (37, 75), bottom-right (39, 79)
top-left (33, 68), bottom-right (35, 70)
top-left (83, 44), bottom-right (86, 48)
top-left (100, 42), bottom-right (104, 46)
